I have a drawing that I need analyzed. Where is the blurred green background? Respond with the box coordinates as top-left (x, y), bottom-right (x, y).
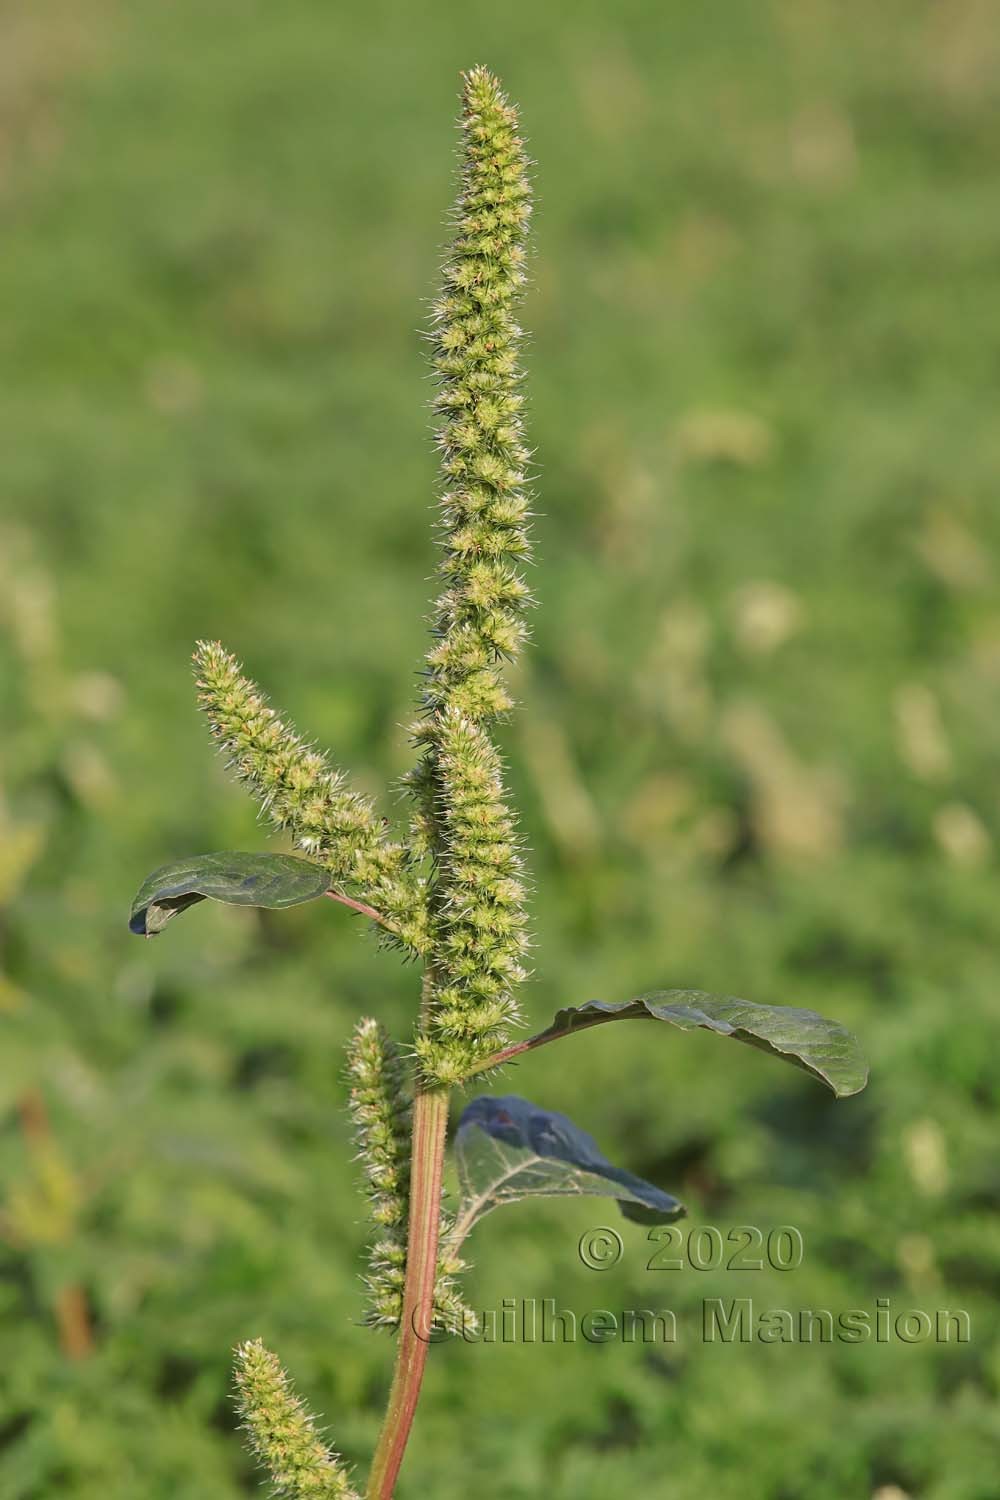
top-left (3, 2), bottom-right (999, 1496)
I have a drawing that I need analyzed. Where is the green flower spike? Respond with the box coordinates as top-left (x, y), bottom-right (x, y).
top-left (194, 640), bottom-right (429, 955)
top-left (233, 1339), bottom-right (358, 1499)
top-left (347, 1018), bottom-right (477, 1336)
top-left (409, 66), bottom-right (534, 1085)
top-left (346, 1018), bottom-right (412, 1327)
top-left (415, 709), bottom-right (529, 1084)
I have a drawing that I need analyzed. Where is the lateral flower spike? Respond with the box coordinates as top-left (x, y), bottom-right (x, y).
top-left (193, 640), bottom-right (428, 955)
top-left (347, 1018), bottom-right (478, 1335)
top-left (346, 1018), bottom-right (412, 1326)
top-left (233, 1339), bottom-right (358, 1499)
top-left (410, 67), bottom-right (533, 1084)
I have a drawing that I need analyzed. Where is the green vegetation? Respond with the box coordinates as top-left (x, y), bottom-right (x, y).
top-left (2, 4), bottom-right (999, 1498)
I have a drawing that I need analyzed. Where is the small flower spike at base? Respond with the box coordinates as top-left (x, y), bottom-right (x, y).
top-left (233, 1339), bottom-right (358, 1499)
top-left (347, 1017), bottom-right (478, 1336)
top-left (346, 1018), bottom-right (412, 1327)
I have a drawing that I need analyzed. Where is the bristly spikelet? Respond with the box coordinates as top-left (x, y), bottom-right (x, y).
top-left (233, 1339), bottom-right (358, 1499)
top-left (347, 1018), bottom-right (478, 1334)
top-left (422, 65), bottom-right (533, 727)
top-left (346, 1018), bottom-right (412, 1326)
top-left (415, 709), bottom-right (528, 1083)
top-left (430, 1238), bottom-right (479, 1339)
top-left (410, 67), bottom-right (534, 1084)
top-left (194, 641), bottom-right (429, 955)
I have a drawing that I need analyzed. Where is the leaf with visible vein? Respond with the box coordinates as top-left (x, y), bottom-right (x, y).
top-left (450, 1094), bottom-right (684, 1248)
top-left (518, 991), bottom-right (868, 1098)
top-left (128, 852), bottom-right (330, 936)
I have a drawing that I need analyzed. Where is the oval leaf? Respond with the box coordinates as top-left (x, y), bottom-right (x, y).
top-left (524, 991), bottom-right (867, 1099)
top-left (450, 1094), bottom-right (685, 1248)
top-left (129, 852), bottom-right (330, 936)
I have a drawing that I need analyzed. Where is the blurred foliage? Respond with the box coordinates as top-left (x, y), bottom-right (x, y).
top-left (2, 1), bottom-right (1000, 1496)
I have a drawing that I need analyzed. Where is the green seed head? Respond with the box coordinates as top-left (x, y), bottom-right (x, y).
top-left (233, 1339), bottom-right (358, 1499)
top-left (413, 68), bottom-right (534, 1084)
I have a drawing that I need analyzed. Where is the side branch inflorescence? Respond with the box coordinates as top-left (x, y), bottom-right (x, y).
top-left (194, 640), bottom-right (429, 955)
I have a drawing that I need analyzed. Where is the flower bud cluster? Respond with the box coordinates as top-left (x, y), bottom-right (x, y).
top-left (233, 1339), bottom-right (358, 1499)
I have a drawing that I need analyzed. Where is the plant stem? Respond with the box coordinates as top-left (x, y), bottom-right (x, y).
top-left (324, 889), bottom-right (389, 927)
top-left (464, 1036), bottom-right (537, 1074)
top-left (464, 1010), bottom-right (619, 1077)
top-left (365, 1082), bottom-right (449, 1499)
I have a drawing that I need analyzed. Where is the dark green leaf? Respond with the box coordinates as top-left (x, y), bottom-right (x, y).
top-left (128, 852), bottom-right (330, 936)
top-left (450, 1094), bottom-right (685, 1246)
top-left (524, 991), bottom-right (867, 1098)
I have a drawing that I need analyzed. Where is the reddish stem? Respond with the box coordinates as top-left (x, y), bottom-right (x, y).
top-left (467, 1035), bottom-right (537, 1071)
top-left (466, 1011), bottom-right (623, 1077)
top-left (324, 889), bottom-right (387, 925)
top-left (366, 1086), bottom-right (449, 1499)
